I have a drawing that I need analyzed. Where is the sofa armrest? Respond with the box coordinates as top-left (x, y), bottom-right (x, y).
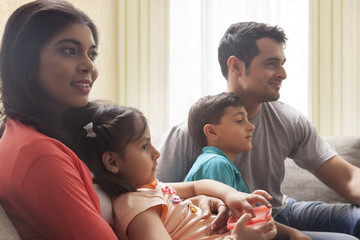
top-left (0, 204), bottom-right (21, 240)
top-left (281, 136), bottom-right (360, 203)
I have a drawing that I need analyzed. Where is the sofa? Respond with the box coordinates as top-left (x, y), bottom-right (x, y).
top-left (1, 135), bottom-right (359, 239)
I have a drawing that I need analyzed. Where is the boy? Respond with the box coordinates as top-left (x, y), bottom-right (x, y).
top-left (185, 92), bottom-right (253, 194)
top-left (185, 92), bottom-right (311, 239)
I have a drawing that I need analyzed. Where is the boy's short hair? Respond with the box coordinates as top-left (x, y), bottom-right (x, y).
top-left (188, 92), bottom-right (243, 149)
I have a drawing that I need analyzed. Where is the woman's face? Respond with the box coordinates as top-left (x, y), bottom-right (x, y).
top-left (36, 23), bottom-right (99, 112)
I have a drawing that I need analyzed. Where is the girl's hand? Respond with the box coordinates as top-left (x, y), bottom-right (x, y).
top-left (187, 195), bottom-right (230, 235)
top-left (231, 213), bottom-right (277, 240)
top-left (224, 190), bottom-right (273, 218)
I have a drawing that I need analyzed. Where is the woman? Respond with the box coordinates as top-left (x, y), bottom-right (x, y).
top-left (0, 1), bottom-right (273, 239)
top-left (0, 1), bottom-right (117, 239)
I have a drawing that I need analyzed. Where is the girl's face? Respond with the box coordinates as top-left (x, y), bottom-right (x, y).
top-left (117, 125), bottom-right (160, 188)
top-left (36, 23), bottom-right (98, 112)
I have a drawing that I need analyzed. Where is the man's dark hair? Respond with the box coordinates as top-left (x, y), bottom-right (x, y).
top-left (218, 22), bottom-right (287, 79)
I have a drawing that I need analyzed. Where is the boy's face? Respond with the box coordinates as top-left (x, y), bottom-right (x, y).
top-left (212, 106), bottom-right (254, 160)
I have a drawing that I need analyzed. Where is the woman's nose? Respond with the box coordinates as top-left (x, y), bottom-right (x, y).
top-left (79, 55), bottom-right (95, 73)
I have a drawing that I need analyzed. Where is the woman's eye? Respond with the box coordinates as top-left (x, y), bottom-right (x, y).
top-left (61, 47), bottom-right (76, 55)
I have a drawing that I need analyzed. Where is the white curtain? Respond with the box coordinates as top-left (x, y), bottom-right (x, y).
top-left (118, 0), bottom-right (170, 133)
top-left (169, 0), bottom-right (309, 127)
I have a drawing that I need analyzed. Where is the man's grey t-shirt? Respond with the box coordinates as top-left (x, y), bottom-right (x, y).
top-left (156, 101), bottom-right (337, 214)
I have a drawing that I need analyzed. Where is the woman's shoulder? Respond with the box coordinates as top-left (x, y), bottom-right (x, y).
top-left (2, 119), bottom-right (73, 155)
top-left (0, 119), bottom-right (85, 182)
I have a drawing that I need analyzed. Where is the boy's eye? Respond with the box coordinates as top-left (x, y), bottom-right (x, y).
top-left (237, 120), bottom-right (243, 124)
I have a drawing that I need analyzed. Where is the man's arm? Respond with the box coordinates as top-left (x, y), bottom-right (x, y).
top-left (315, 155), bottom-right (360, 205)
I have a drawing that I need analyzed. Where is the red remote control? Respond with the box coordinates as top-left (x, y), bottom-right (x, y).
top-left (227, 205), bottom-right (272, 231)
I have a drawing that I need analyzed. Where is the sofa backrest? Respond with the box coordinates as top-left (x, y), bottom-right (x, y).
top-left (0, 204), bottom-right (20, 240)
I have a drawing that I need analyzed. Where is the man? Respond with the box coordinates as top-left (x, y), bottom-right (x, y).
top-left (156, 22), bottom-right (360, 238)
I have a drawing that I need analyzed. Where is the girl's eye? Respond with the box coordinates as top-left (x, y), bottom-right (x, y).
top-left (142, 144), bottom-right (148, 150)
top-left (89, 52), bottom-right (99, 61)
top-left (237, 120), bottom-right (243, 124)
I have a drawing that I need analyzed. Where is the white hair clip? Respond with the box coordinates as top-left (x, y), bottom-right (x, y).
top-left (83, 122), bottom-right (97, 138)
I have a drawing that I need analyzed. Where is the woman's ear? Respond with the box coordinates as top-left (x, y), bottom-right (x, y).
top-left (102, 151), bottom-right (121, 174)
top-left (203, 124), bottom-right (219, 141)
top-left (227, 56), bottom-right (245, 77)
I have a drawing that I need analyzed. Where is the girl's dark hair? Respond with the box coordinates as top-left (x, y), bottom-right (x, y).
top-left (63, 101), bottom-right (148, 198)
top-left (188, 92), bottom-right (243, 149)
top-left (0, 0), bottom-right (98, 143)
top-left (218, 22), bottom-right (287, 79)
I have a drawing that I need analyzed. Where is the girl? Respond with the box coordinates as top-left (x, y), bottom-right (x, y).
top-left (64, 101), bottom-right (278, 240)
top-left (0, 1), bottom-right (117, 239)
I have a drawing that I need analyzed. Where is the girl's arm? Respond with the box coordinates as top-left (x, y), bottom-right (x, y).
top-left (127, 205), bottom-right (171, 240)
top-left (167, 180), bottom-right (272, 217)
top-left (127, 205), bottom-right (277, 240)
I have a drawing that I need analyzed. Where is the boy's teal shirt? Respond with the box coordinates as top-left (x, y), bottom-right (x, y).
top-left (184, 146), bottom-right (249, 193)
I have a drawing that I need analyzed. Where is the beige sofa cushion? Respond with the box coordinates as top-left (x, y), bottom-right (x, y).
top-left (0, 204), bottom-right (20, 240)
top-left (282, 136), bottom-right (360, 203)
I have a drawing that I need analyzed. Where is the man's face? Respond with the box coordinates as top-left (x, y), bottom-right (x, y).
top-left (236, 37), bottom-right (287, 103)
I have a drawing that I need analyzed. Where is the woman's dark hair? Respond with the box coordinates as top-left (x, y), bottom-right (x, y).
top-left (188, 92), bottom-right (243, 149)
top-left (218, 22), bottom-right (287, 79)
top-left (63, 101), bottom-right (148, 198)
top-left (0, 0), bottom-right (98, 142)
